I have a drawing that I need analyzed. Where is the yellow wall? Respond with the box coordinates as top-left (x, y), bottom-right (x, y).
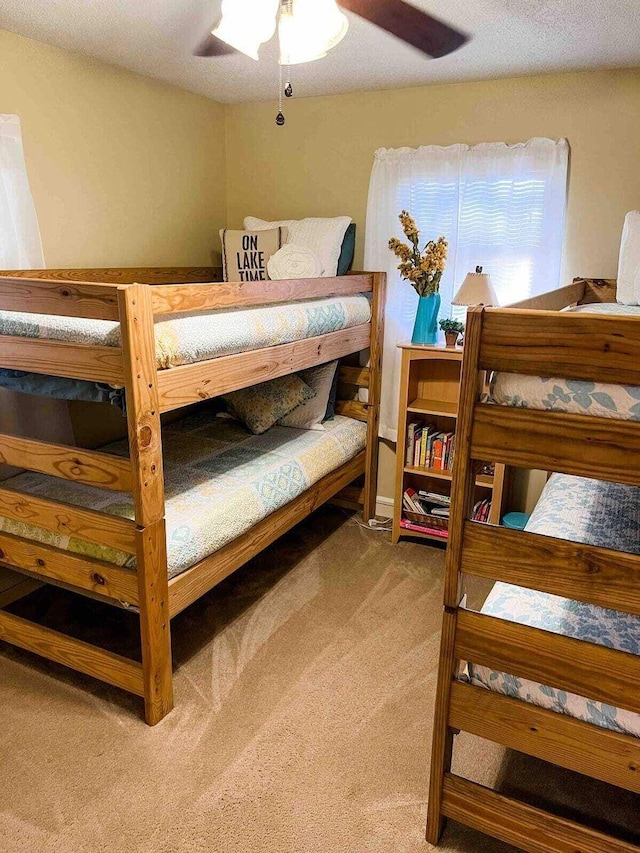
top-left (225, 68), bottom-right (640, 503)
top-left (0, 30), bottom-right (226, 267)
top-left (2, 34), bottom-right (640, 507)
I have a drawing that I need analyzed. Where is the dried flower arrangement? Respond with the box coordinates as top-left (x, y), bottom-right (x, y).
top-left (388, 211), bottom-right (448, 297)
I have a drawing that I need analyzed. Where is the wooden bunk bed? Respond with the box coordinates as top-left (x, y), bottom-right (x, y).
top-left (0, 266), bottom-right (385, 725)
top-left (426, 277), bottom-right (640, 852)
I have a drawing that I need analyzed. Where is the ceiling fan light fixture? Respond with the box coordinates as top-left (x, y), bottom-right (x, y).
top-left (278, 0), bottom-right (349, 65)
top-left (212, 0), bottom-right (280, 60)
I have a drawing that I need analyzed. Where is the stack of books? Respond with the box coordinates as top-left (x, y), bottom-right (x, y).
top-left (406, 420), bottom-right (455, 471)
top-left (402, 488), bottom-right (451, 518)
top-left (472, 498), bottom-right (492, 522)
top-left (401, 488), bottom-right (451, 538)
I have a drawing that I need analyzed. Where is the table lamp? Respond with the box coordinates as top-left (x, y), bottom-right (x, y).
top-left (452, 266), bottom-right (498, 307)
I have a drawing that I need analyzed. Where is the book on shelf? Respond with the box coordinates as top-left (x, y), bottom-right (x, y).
top-left (406, 420), bottom-right (422, 465)
top-left (472, 498), bottom-right (492, 523)
top-left (399, 518), bottom-right (448, 538)
top-left (430, 507), bottom-right (450, 518)
top-left (405, 419), bottom-right (455, 471)
top-left (402, 488), bottom-right (421, 514)
top-left (417, 491), bottom-right (451, 506)
top-left (403, 488), bottom-right (451, 517)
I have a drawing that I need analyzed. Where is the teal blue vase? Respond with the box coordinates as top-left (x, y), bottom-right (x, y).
top-left (411, 292), bottom-right (440, 345)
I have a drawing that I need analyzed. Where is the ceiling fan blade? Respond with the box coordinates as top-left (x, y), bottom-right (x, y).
top-left (339, 0), bottom-right (468, 58)
top-left (194, 27), bottom-right (238, 57)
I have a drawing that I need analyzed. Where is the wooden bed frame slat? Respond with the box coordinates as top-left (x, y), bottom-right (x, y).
top-left (334, 400), bottom-right (369, 422)
top-left (471, 404), bottom-right (640, 486)
top-left (456, 609), bottom-right (640, 716)
top-left (149, 273), bottom-right (373, 315)
top-left (0, 531), bottom-right (138, 605)
top-left (0, 277), bottom-right (121, 320)
top-left (0, 267), bottom-right (220, 284)
top-left (0, 433), bottom-right (133, 491)
top-left (0, 609), bottom-right (144, 696)
top-left (575, 277), bottom-right (618, 304)
top-left (156, 324), bottom-right (371, 412)
top-left (0, 487), bottom-right (136, 554)
top-left (442, 774), bottom-right (640, 853)
top-left (0, 336), bottom-right (124, 384)
top-left (461, 521), bottom-right (640, 616)
top-left (338, 365), bottom-right (370, 387)
top-left (480, 307), bottom-right (640, 385)
top-left (168, 450), bottom-right (366, 617)
top-left (449, 681), bottom-right (640, 794)
top-left (505, 280), bottom-right (586, 312)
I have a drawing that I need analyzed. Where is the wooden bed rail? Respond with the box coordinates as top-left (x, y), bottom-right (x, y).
top-left (480, 307), bottom-right (640, 384)
top-left (456, 609), bottom-right (640, 720)
top-left (441, 774), bottom-right (639, 853)
top-left (0, 433), bottom-right (133, 491)
top-left (0, 276), bottom-right (122, 320)
top-left (471, 404), bottom-right (640, 486)
top-left (460, 521), bottom-right (640, 616)
top-left (149, 273), bottom-right (374, 315)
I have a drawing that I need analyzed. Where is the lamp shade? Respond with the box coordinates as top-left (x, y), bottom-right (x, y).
top-left (452, 266), bottom-right (498, 306)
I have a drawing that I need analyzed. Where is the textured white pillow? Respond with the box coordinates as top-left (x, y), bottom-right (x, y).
top-left (617, 210), bottom-right (640, 306)
top-left (278, 361), bottom-right (339, 430)
top-left (244, 215), bottom-right (351, 277)
top-left (267, 244), bottom-right (323, 280)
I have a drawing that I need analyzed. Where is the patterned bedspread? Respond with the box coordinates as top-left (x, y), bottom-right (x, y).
top-left (0, 294), bottom-right (371, 370)
top-left (490, 303), bottom-right (640, 421)
top-left (467, 473), bottom-right (640, 737)
top-left (0, 414), bottom-right (367, 580)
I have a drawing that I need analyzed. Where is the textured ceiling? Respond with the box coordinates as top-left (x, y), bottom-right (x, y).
top-left (1, 0), bottom-right (639, 104)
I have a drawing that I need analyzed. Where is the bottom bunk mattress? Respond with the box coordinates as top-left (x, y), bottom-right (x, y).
top-left (0, 414), bottom-right (366, 580)
top-left (467, 472), bottom-right (640, 738)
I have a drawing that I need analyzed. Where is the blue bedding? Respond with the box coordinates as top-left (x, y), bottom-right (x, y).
top-left (467, 473), bottom-right (640, 738)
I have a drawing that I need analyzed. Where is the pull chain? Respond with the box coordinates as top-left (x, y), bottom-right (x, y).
top-left (275, 0), bottom-right (292, 126)
top-left (276, 55), bottom-right (285, 125)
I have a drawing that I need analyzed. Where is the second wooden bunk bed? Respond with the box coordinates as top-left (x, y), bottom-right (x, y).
top-left (427, 277), bottom-right (640, 853)
top-left (0, 267), bottom-right (385, 725)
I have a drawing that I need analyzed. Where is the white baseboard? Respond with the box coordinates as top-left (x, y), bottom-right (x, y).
top-left (376, 495), bottom-right (394, 518)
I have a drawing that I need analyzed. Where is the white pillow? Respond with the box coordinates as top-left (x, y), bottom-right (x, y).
top-left (244, 215), bottom-right (351, 277)
top-left (617, 210), bottom-right (640, 306)
top-left (278, 361), bottom-right (339, 430)
top-left (267, 244), bottom-right (323, 280)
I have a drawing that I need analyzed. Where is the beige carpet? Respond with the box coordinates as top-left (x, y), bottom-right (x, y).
top-left (0, 508), bottom-right (638, 853)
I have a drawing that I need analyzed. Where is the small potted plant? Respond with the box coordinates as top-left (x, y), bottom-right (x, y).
top-left (439, 317), bottom-right (464, 348)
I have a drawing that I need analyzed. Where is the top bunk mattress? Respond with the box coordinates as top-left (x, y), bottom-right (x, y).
top-left (0, 293), bottom-right (372, 371)
top-left (490, 302), bottom-right (640, 422)
top-left (0, 413), bottom-right (367, 581)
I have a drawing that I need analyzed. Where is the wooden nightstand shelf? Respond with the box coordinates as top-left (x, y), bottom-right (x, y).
top-left (392, 342), bottom-right (507, 545)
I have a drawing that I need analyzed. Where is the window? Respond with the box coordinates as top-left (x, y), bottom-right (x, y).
top-left (365, 138), bottom-right (569, 440)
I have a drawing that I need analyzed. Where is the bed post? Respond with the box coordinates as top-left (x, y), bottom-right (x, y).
top-left (362, 271), bottom-right (386, 523)
top-left (117, 283), bottom-right (173, 725)
top-left (426, 307), bottom-right (484, 845)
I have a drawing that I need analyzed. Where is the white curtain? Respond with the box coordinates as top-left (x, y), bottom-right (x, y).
top-left (0, 114), bottom-right (73, 479)
top-left (365, 137), bottom-right (569, 442)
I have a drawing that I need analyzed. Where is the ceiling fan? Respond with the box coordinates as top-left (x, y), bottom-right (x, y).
top-left (194, 0), bottom-right (469, 124)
